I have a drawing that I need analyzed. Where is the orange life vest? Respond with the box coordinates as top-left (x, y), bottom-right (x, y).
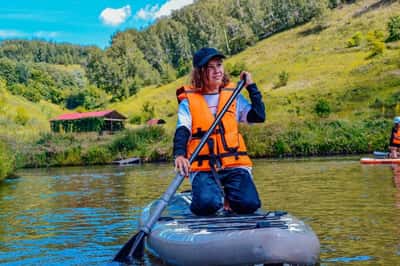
top-left (393, 128), bottom-right (400, 145)
top-left (177, 83), bottom-right (252, 171)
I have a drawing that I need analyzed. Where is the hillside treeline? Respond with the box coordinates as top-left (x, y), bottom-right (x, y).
top-left (0, 40), bottom-right (95, 65)
top-left (0, 0), bottom-right (351, 108)
top-left (87, 0), bottom-right (331, 100)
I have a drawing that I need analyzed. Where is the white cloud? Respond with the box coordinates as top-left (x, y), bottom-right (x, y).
top-left (0, 30), bottom-right (60, 40)
top-left (100, 5), bottom-right (131, 26)
top-left (0, 30), bottom-right (26, 38)
top-left (135, 4), bottom-right (159, 20)
top-left (135, 0), bottom-right (194, 21)
top-left (34, 31), bottom-right (59, 38)
top-left (156, 0), bottom-right (194, 18)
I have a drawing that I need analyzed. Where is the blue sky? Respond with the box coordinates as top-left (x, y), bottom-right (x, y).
top-left (0, 0), bottom-right (194, 49)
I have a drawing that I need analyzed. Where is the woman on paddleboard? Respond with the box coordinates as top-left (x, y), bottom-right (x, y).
top-left (173, 47), bottom-right (265, 216)
top-left (389, 116), bottom-right (400, 158)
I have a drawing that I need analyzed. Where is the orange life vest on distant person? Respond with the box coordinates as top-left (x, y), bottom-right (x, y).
top-left (176, 83), bottom-right (252, 172)
top-left (393, 128), bottom-right (400, 145)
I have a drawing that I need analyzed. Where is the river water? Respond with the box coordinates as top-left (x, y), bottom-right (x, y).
top-left (0, 157), bottom-right (399, 265)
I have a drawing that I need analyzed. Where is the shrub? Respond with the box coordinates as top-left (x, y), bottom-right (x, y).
top-left (14, 107), bottom-right (30, 125)
top-left (314, 99), bottom-right (331, 117)
top-left (109, 126), bottom-right (166, 156)
top-left (272, 139), bottom-right (289, 157)
top-left (227, 62), bottom-right (248, 77)
top-left (82, 146), bottom-right (110, 165)
top-left (0, 140), bottom-right (15, 180)
top-left (366, 30), bottom-right (385, 57)
top-left (142, 101), bottom-right (155, 122)
top-left (129, 115), bottom-right (142, 125)
top-left (387, 15), bottom-right (400, 42)
top-left (370, 98), bottom-right (384, 109)
top-left (52, 147), bottom-right (82, 166)
top-left (273, 71), bottom-right (289, 89)
top-left (346, 32), bottom-right (362, 48)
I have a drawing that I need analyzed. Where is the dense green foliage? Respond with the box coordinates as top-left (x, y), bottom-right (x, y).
top-left (0, 40), bottom-right (94, 64)
top-left (242, 119), bottom-right (389, 157)
top-left (0, 139), bottom-right (15, 180)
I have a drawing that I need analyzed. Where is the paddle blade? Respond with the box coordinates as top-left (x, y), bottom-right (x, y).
top-left (113, 231), bottom-right (145, 263)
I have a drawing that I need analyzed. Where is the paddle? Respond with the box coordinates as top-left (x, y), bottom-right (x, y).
top-left (113, 77), bottom-right (247, 264)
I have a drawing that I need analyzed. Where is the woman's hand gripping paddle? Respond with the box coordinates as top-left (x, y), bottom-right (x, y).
top-left (112, 77), bottom-right (247, 264)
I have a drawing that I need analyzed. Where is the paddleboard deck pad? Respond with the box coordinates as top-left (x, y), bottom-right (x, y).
top-left (140, 192), bottom-right (320, 266)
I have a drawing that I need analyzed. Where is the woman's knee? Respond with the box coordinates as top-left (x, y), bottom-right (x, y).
top-left (190, 194), bottom-right (222, 215)
top-left (190, 172), bottom-right (223, 216)
top-left (224, 168), bottom-right (261, 214)
top-left (230, 196), bottom-right (261, 214)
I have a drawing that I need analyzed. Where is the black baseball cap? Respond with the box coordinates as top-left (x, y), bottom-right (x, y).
top-left (193, 47), bottom-right (226, 68)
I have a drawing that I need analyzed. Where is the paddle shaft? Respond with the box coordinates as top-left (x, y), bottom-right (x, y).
top-left (138, 78), bottom-right (246, 236)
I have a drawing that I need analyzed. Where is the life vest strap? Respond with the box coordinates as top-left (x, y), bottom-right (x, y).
top-left (192, 127), bottom-right (220, 139)
top-left (194, 151), bottom-right (248, 164)
top-left (218, 151), bottom-right (248, 158)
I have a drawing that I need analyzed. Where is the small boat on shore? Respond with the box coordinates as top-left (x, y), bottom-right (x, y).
top-left (139, 192), bottom-right (320, 266)
top-left (112, 157), bottom-right (141, 165)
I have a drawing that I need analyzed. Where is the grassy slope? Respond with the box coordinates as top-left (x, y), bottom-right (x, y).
top-left (111, 0), bottom-right (400, 134)
top-left (0, 64), bottom-right (86, 142)
top-left (0, 90), bottom-right (63, 143)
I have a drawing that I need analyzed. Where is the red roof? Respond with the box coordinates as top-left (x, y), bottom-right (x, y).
top-left (147, 118), bottom-right (166, 125)
top-left (51, 110), bottom-right (117, 121)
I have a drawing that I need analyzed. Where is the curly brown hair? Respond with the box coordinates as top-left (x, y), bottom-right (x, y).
top-left (190, 64), bottom-right (230, 92)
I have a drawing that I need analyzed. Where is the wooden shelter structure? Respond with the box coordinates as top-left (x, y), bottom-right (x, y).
top-left (50, 110), bottom-right (126, 133)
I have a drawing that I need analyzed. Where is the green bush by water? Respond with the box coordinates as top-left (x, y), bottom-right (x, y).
top-left (0, 140), bottom-right (15, 180)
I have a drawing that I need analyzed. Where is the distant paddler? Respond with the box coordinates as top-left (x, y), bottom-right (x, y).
top-left (389, 116), bottom-right (400, 158)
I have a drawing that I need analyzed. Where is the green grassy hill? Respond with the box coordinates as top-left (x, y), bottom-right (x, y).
top-left (0, 86), bottom-right (63, 143)
top-left (112, 0), bottom-right (400, 132)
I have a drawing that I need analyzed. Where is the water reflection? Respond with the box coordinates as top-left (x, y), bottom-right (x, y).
top-left (0, 159), bottom-right (399, 265)
top-left (392, 165), bottom-right (400, 208)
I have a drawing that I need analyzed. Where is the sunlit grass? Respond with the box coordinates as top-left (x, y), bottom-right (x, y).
top-left (0, 89), bottom-right (63, 143)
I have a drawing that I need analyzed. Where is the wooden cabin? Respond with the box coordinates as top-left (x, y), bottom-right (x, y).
top-left (50, 110), bottom-right (126, 133)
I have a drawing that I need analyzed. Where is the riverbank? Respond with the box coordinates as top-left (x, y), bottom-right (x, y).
top-left (1, 117), bottom-right (390, 172)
